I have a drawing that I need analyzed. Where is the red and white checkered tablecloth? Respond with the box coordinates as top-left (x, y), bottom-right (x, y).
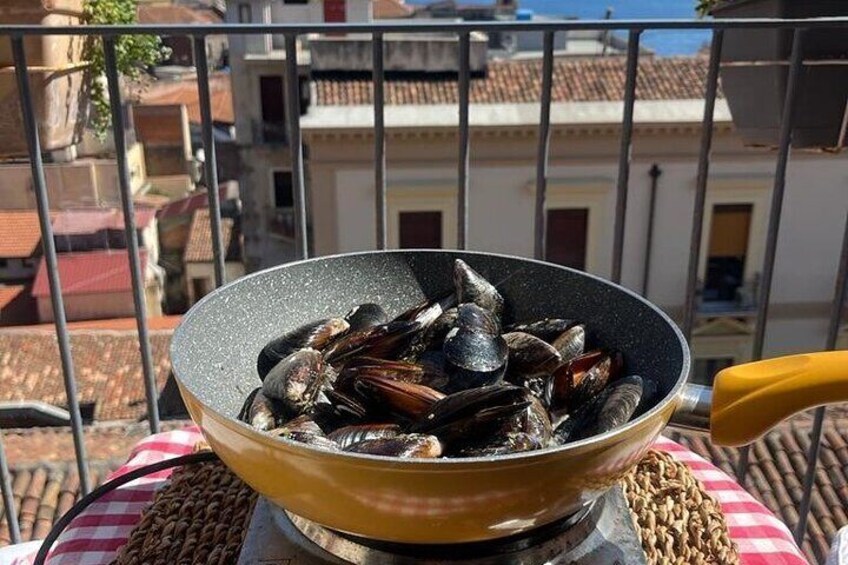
top-left (11, 426), bottom-right (809, 565)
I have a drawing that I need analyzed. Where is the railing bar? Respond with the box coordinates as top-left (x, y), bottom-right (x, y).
top-left (642, 163), bottom-right (662, 296)
top-left (794, 211), bottom-right (848, 544)
top-left (611, 30), bottom-right (641, 284)
top-left (373, 33), bottom-right (387, 250)
top-left (736, 28), bottom-right (806, 484)
top-left (285, 34), bottom-right (308, 259)
top-left (11, 36), bottom-right (91, 495)
top-left (533, 31), bottom-right (555, 261)
top-left (103, 37), bottom-right (161, 435)
top-left (193, 36), bottom-right (226, 287)
top-left (2, 18), bottom-right (848, 36)
top-left (0, 430), bottom-right (21, 544)
top-left (682, 29), bottom-right (724, 340)
top-left (457, 31), bottom-right (471, 250)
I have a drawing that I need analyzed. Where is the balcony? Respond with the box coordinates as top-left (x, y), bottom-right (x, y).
top-left (1, 16), bottom-right (848, 565)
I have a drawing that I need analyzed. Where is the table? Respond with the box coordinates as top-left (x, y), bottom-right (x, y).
top-left (9, 426), bottom-right (809, 565)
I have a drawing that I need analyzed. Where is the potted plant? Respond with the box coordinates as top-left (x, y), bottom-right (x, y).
top-left (699, 0), bottom-right (848, 150)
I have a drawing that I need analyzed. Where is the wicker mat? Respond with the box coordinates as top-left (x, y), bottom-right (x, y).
top-left (111, 449), bottom-right (739, 565)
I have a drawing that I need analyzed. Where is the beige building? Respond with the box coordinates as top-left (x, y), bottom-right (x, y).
top-left (183, 208), bottom-right (244, 305)
top-left (297, 54), bottom-right (848, 380)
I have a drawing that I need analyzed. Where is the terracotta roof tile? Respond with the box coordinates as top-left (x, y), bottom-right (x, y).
top-left (0, 211), bottom-right (44, 259)
top-left (31, 251), bottom-right (148, 298)
top-left (0, 286), bottom-right (26, 310)
top-left (137, 4), bottom-right (222, 24)
top-left (373, 0), bottom-right (414, 19)
top-left (156, 186), bottom-right (232, 221)
top-left (0, 329), bottom-right (172, 421)
top-left (138, 73), bottom-right (234, 124)
top-left (314, 55), bottom-right (720, 106)
top-left (183, 208), bottom-right (240, 263)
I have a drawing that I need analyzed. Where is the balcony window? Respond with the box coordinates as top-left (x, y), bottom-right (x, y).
top-left (238, 3), bottom-right (252, 23)
top-left (399, 211), bottom-right (442, 249)
top-left (259, 76), bottom-right (286, 143)
top-left (545, 208), bottom-right (588, 270)
top-left (704, 203), bottom-right (752, 304)
top-left (271, 171), bottom-right (296, 239)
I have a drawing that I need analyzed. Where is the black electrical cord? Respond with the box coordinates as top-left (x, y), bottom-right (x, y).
top-left (34, 450), bottom-right (220, 565)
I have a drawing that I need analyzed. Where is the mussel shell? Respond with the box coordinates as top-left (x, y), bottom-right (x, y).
top-left (323, 320), bottom-right (421, 365)
top-left (345, 434), bottom-right (443, 458)
top-left (443, 328), bottom-right (508, 392)
top-left (499, 395), bottom-right (552, 446)
top-left (262, 348), bottom-right (334, 415)
top-left (456, 432), bottom-right (544, 457)
top-left (636, 376), bottom-right (659, 416)
top-left (322, 389), bottom-right (370, 422)
top-left (238, 387), bottom-right (287, 431)
top-left (453, 259), bottom-right (504, 322)
top-left (328, 423), bottom-right (402, 449)
top-left (399, 307), bottom-right (459, 361)
top-left (554, 375), bottom-right (643, 444)
top-left (345, 303), bottom-right (388, 332)
top-left (257, 318), bottom-right (349, 379)
top-left (568, 355), bottom-right (612, 411)
top-left (505, 318), bottom-right (575, 342)
top-left (455, 303), bottom-right (499, 336)
top-left (503, 332), bottom-right (562, 377)
top-left (354, 375), bottom-right (446, 421)
top-left (270, 429), bottom-right (340, 451)
top-left (409, 385), bottom-right (531, 447)
top-left (277, 414), bottom-right (325, 436)
top-left (544, 349), bottom-right (605, 411)
top-left (551, 324), bottom-right (586, 364)
top-left (339, 358), bottom-right (425, 391)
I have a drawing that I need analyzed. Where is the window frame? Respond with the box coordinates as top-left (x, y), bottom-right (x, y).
top-left (237, 3), bottom-right (252, 23)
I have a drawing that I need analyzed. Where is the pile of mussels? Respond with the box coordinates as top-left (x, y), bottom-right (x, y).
top-left (239, 259), bottom-right (654, 458)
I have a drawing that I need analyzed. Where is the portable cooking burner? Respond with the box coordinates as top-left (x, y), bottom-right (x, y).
top-left (238, 487), bottom-right (644, 564)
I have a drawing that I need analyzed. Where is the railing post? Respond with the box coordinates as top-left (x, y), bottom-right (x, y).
top-left (194, 35), bottom-right (227, 287)
top-left (534, 31), bottom-right (555, 261)
top-left (736, 28), bottom-right (806, 484)
top-left (457, 31), bottom-right (471, 250)
top-left (11, 36), bottom-right (91, 495)
top-left (373, 32), bottom-right (387, 250)
top-left (0, 430), bottom-right (20, 544)
top-left (103, 36), bottom-right (161, 434)
top-left (611, 30), bottom-right (641, 284)
top-left (285, 34), bottom-right (309, 259)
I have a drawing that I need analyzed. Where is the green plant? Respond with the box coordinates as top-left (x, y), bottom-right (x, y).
top-left (83, 0), bottom-right (170, 138)
top-left (696, 0), bottom-right (719, 17)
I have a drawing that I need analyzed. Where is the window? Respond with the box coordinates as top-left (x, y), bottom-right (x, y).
top-left (237, 3), bottom-right (252, 23)
top-left (284, 0), bottom-right (309, 4)
top-left (323, 0), bottom-right (346, 21)
top-left (692, 357), bottom-right (734, 386)
top-left (191, 278), bottom-right (210, 302)
top-left (0, 259), bottom-right (7, 268)
top-left (704, 204), bottom-right (753, 303)
top-left (259, 76), bottom-right (286, 143)
top-left (545, 208), bottom-right (588, 270)
top-left (399, 211), bottom-right (442, 249)
top-left (273, 172), bottom-right (294, 209)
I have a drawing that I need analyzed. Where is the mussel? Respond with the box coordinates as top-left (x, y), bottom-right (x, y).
top-left (503, 332), bottom-right (562, 378)
top-left (354, 375), bottom-right (446, 421)
top-left (345, 434), bottom-right (443, 458)
top-left (551, 324), bottom-right (586, 364)
top-left (505, 318), bottom-right (575, 342)
top-left (454, 259), bottom-right (504, 322)
top-left (443, 327), bottom-right (508, 392)
top-left (323, 321), bottom-right (421, 365)
top-left (238, 387), bottom-right (286, 431)
top-left (328, 423), bottom-right (401, 449)
top-left (262, 348), bottom-right (336, 415)
top-left (345, 303), bottom-right (388, 332)
top-left (457, 432), bottom-right (544, 457)
top-left (257, 318), bottom-right (349, 380)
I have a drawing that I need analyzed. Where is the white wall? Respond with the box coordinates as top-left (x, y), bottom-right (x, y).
top-left (185, 261), bottom-right (246, 305)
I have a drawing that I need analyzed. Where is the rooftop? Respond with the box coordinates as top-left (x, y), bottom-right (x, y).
top-left (51, 208), bottom-right (157, 236)
top-left (373, 0), bottom-right (415, 19)
top-left (138, 73), bottom-right (234, 124)
top-left (137, 3), bottom-right (222, 24)
top-left (0, 286), bottom-right (26, 310)
top-left (314, 55), bottom-right (718, 106)
top-left (156, 184), bottom-right (237, 221)
top-left (0, 328), bottom-right (172, 421)
top-left (183, 208), bottom-right (240, 263)
top-left (32, 251), bottom-right (150, 298)
top-left (0, 211), bottom-right (45, 259)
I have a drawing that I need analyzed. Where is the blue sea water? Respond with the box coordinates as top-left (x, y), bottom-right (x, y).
top-left (410, 0), bottom-right (711, 55)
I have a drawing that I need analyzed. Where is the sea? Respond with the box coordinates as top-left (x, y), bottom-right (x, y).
top-left (408, 0), bottom-right (711, 56)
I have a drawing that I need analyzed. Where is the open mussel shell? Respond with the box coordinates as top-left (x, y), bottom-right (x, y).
top-left (545, 349), bottom-right (608, 412)
top-left (328, 423), bottom-right (402, 450)
top-left (354, 375), bottom-right (446, 421)
top-left (443, 327), bottom-right (508, 392)
top-left (238, 387), bottom-right (287, 432)
top-left (341, 357), bottom-right (449, 391)
top-left (257, 318), bottom-right (350, 380)
top-left (323, 320), bottom-right (421, 365)
top-left (269, 428), bottom-right (340, 451)
top-left (262, 348), bottom-right (335, 415)
top-left (551, 324), bottom-right (586, 364)
top-left (503, 331), bottom-right (562, 378)
top-left (344, 434), bottom-right (443, 458)
top-left (409, 385), bottom-right (531, 449)
top-left (456, 432), bottom-right (544, 457)
top-left (344, 303), bottom-right (388, 332)
top-left (453, 259), bottom-right (504, 323)
top-left (504, 318), bottom-right (575, 342)
top-left (322, 389), bottom-right (370, 422)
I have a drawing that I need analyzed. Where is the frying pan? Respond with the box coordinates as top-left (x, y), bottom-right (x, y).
top-left (171, 250), bottom-right (848, 544)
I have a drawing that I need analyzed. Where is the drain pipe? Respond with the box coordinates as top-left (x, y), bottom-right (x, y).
top-left (642, 163), bottom-right (662, 297)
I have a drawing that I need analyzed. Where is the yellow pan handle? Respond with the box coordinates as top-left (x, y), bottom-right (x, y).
top-left (711, 351), bottom-right (848, 447)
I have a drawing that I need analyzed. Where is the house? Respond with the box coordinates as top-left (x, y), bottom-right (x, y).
top-left (137, 2), bottom-right (227, 69)
top-left (0, 210), bottom-right (45, 325)
top-left (132, 104), bottom-right (197, 199)
top-left (51, 207), bottom-right (161, 266)
top-left (183, 207), bottom-right (244, 305)
top-left (31, 251), bottom-right (164, 322)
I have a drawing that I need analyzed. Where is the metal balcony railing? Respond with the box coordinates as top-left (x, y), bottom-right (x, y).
top-left (0, 17), bottom-right (847, 554)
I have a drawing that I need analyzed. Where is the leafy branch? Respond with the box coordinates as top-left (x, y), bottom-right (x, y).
top-left (83, 0), bottom-right (170, 138)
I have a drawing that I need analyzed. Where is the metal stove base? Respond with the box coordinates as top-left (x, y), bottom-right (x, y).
top-left (238, 487), bottom-right (645, 564)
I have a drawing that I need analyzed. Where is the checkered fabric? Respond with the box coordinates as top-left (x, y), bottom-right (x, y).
top-left (12, 427), bottom-right (809, 564)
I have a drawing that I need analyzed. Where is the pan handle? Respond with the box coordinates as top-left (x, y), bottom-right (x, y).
top-left (710, 351), bottom-right (848, 447)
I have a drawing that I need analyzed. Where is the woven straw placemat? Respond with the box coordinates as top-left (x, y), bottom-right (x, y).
top-left (111, 449), bottom-right (739, 565)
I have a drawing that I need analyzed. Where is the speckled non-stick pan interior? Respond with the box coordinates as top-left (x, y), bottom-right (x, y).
top-left (171, 250), bottom-right (689, 421)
